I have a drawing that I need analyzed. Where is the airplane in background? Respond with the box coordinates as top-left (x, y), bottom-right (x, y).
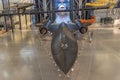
top-left (9, 2), bottom-right (34, 12)
top-left (0, 0), bottom-right (120, 74)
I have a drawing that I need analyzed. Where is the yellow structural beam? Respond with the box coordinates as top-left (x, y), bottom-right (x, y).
top-left (86, 0), bottom-right (116, 8)
top-left (86, 3), bottom-right (107, 7)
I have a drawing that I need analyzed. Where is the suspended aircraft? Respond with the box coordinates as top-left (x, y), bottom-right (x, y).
top-left (0, 0), bottom-right (120, 74)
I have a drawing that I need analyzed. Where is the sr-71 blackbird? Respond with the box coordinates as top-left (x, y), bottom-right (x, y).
top-left (0, 0), bottom-right (120, 74)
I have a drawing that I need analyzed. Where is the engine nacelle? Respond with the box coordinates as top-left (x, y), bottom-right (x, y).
top-left (39, 20), bottom-right (52, 35)
top-left (79, 26), bottom-right (88, 34)
top-left (39, 27), bottom-right (48, 35)
top-left (74, 20), bottom-right (88, 34)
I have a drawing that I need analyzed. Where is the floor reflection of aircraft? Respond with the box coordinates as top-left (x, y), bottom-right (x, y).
top-left (0, 0), bottom-right (120, 74)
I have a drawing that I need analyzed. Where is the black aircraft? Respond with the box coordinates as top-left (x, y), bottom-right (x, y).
top-left (0, 0), bottom-right (120, 74)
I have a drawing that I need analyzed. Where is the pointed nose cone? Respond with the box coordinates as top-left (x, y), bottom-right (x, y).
top-left (51, 22), bottom-right (78, 74)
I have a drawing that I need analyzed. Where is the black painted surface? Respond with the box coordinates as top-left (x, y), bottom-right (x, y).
top-left (51, 23), bottom-right (78, 74)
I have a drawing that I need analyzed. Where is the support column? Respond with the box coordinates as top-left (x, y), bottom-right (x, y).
top-left (81, 0), bottom-right (94, 20)
top-left (72, 0), bottom-right (80, 20)
top-left (2, 0), bottom-right (8, 31)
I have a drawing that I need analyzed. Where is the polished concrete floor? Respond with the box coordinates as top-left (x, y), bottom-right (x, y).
top-left (0, 26), bottom-right (120, 80)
